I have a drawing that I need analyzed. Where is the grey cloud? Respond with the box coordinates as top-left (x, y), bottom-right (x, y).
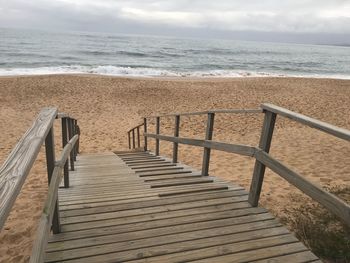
top-left (0, 0), bottom-right (349, 44)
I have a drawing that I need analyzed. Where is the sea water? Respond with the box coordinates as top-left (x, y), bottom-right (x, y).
top-left (0, 27), bottom-right (349, 79)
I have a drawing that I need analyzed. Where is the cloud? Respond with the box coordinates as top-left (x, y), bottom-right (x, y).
top-left (0, 0), bottom-right (349, 37)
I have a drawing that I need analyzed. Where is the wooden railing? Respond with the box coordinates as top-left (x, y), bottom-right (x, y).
top-left (128, 123), bottom-right (145, 150)
top-left (128, 103), bottom-right (350, 227)
top-left (0, 108), bottom-right (79, 262)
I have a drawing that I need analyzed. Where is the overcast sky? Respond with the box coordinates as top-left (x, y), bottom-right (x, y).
top-left (1, 0), bottom-right (350, 44)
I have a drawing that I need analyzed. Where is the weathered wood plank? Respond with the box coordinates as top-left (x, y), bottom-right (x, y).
top-left (61, 202), bottom-right (252, 232)
top-left (251, 250), bottom-right (319, 262)
top-left (248, 110), bottom-right (276, 206)
top-left (0, 108), bottom-right (57, 230)
top-left (144, 133), bottom-right (256, 157)
top-left (262, 103), bottom-right (350, 142)
top-left (202, 112), bottom-right (215, 176)
top-left (187, 242), bottom-right (308, 263)
top-left (60, 190), bottom-right (248, 217)
top-left (47, 213), bottom-right (274, 252)
top-left (256, 150), bottom-right (350, 227)
top-left (30, 135), bottom-right (78, 262)
top-left (45, 220), bottom-right (282, 262)
top-left (126, 234), bottom-right (297, 263)
top-left (50, 207), bottom-right (267, 242)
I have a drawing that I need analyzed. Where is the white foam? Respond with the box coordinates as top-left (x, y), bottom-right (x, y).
top-left (0, 65), bottom-right (349, 79)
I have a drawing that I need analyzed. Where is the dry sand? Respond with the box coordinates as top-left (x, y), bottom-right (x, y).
top-left (0, 75), bottom-right (349, 262)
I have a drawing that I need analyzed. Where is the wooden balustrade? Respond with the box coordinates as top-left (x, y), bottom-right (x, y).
top-left (127, 104), bottom-right (350, 227)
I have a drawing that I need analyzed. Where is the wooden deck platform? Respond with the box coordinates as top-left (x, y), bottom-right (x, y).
top-left (45, 151), bottom-right (320, 262)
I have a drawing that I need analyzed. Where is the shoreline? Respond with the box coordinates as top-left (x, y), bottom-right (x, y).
top-left (0, 73), bottom-right (350, 81)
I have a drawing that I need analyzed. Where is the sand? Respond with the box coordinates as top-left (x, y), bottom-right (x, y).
top-left (0, 75), bottom-right (349, 262)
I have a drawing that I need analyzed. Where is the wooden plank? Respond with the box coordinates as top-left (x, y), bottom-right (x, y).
top-left (148, 108), bottom-right (261, 118)
top-left (60, 184), bottom-right (237, 212)
top-left (45, 220), bottom-right (282, 262)
top-left (125, 159), bottom-right (166, 164)
top-left (186, 242), bottom-right (308, 263)
top-left (60, 202), bottom-right (253, 232)
top-left (143, 173), bottom-right (204, 181)
top-left (61, 117), bottom-right (69, 188)
top-left (150, 178), bottom-right (213, 188)
top-left (129, 163), bottom-right (176, 169)
top-left (59, 189), bottom-right (245, 212)
top-left (60, 190), bottom-right (248, 217)
top-left (251, 250), bottom-right (319, 262)
top-left (262, 103), bottom-right (350, 142)
top-left (67, 118), bottom-right (75, 171)
top-left (173, 115), bottom-right (180, 163)
top-left (44, 127), bottom-right (60, 234)
top-left (137, 126), bottom-right (141, 148)
top-left (47, 213), bottom-right (275, 253)
top-left (30, 135), bottom-right (78, 262)
top-left (134, 166), bottom-right (183, 173)
top-left (132, 129), bottom-right (135, 149)
top-left (126, 234), bottom-right (297, 263)
top-left (143, 118), bottom-right (147, 151)
top-left (137, 169), bottom-right (192, 177)
top-left (256, 150), bottom-right (350, 227)
top-left (50, 207), bottom-right (268, 242)
top-left (0, 107), bottom-right (57, 230)
top-left (155, 116), bottom-right (160, 156)
top-left (144, 133), bottom-right (256, 157)
top-left (121, 156), bottom-right (160, 160)
top-left (248, 110), bottom-right (276, 206)
top-left (202, 112), bottom-right (215, 176)
top-left (60, 194), bottom-right (247, 223)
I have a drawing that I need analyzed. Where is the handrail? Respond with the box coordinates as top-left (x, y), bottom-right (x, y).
top-left (147, 108), bottom-right (262, 118)
top-left (30, 135), bottom-right (79, 263)
top-left (127, 103), bottom-right (350, 227)
top-left (255, 150), bottom-right (350, 224)
top-left (262, 103), bottom-right (350, 142)
top-left (0, 108), bottom-right (80, 234)
top-left (128, 123), bottom-right (145, 150)
top-left (0, 108), bottom-right (57, 230)
top-left (145, 133), bottom-right (256, 157)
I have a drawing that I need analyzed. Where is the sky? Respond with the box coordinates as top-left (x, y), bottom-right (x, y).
top-left (0, 0), bottom-right (350, 45)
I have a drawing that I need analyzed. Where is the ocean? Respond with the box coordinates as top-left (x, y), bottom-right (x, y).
top-left (0, 27), bottom-right (349, 79)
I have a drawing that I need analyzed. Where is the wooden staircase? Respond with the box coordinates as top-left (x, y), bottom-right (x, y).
top-left (44, 151), bottom-right (320, 262)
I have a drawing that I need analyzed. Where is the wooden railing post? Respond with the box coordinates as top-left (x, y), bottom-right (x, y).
top-left (61, 118), bottom-right (69, 188)
top-left (73, 120), bottom-right (77, 161)
top-left (67, 119), bottom-right (74, 171)
top-left (248, 110), bottom-right (277, 206)
top-left (44, 127), bottom-right (61, 234)
top-left (155, 117), bottom-right (160, 156)
top-left (144, 118), bottom-right (148, 151)
top-left (202, 113), bottom-right (215, 176)
top-left (173, 115), bottom-right (180, 163)
top-left (128, 131), bottom-right (131, 149)
top-left (137, 126), bottom-right (140, 148)
top-left (132, 129), bottom-right (135, 149)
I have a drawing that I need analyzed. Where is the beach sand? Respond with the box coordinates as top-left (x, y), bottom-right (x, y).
top-left (1, 75), bottom-right (349, 262)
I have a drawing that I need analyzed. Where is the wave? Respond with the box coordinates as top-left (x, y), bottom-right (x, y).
top-left (0, 65), bottom-right (349, 79)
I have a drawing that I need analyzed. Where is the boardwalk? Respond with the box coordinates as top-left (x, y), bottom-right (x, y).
top-left (45, 151), bottom-right (319, 262)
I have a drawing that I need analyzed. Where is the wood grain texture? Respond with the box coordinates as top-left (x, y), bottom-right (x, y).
top-left (43, 151), bottom-right (317, 262)
top-left (148, 108), bottom-right (262, 118)
top-left (202, 112), bottom-right (215, 176)
top-left (30, 135), bottom-right (78, 263)
top-left (145, 133), bottom-right (256, 157)
top-left (0, 107), bottom-right (57, 230)
top-left (262, 103), bottom-right (350, 141)
top-left (248, 110), bottom-right (276, 206)
top-left (256, 149), bottom-right (350, 227)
